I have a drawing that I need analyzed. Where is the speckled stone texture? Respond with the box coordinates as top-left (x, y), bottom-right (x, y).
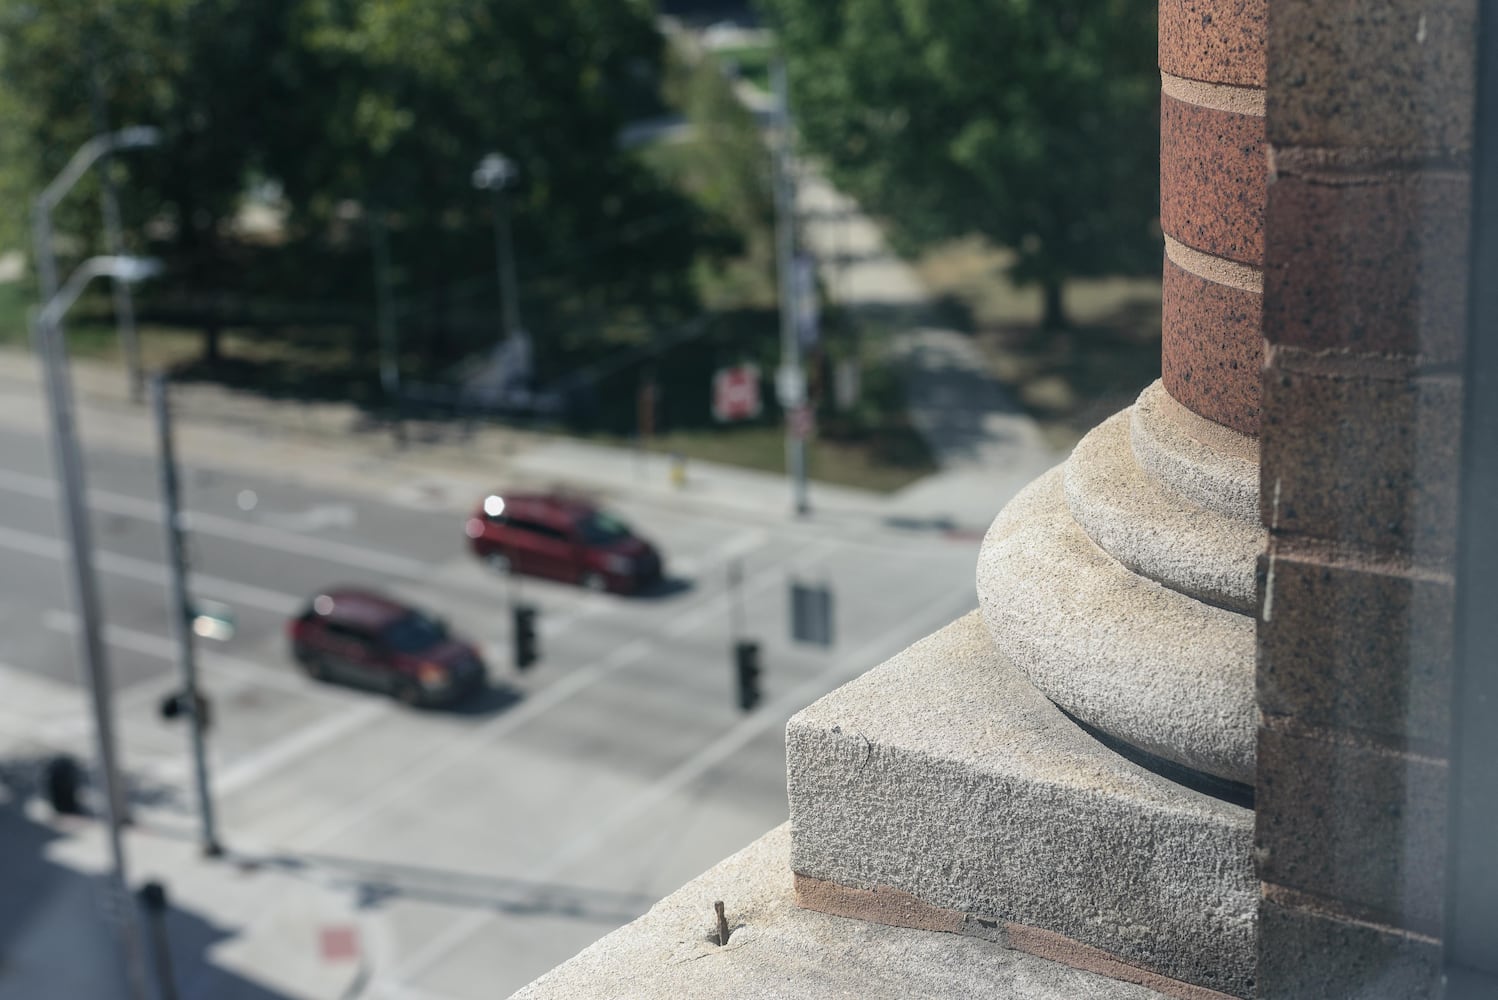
top-left (1257, 550), bottom-right (1453, 751)
top-left (1162, 255), bottom-right (1264, 435)
top-left (1131, 380), bottom-right (1260, 523)
top-left (1255, 725), bottom-right (1448, 934)
top-left (1257, 898), bottom-right (1442, 1000)
top-left (1159, 0), bottom-right (1265, 86)
top-left (1065, 410), bottom-right (1263, 613)
top-left (1263, 172), bottom-right (1470, 362)
top-left (508, 825), bottom-right (1179, 1000)
top-left (979, 467), bottom-right (1256, 783)
top-left (1161, 95), bottom-right (1266, 266)
top-left (787, 612), bottom-right (1256, 998)
top-left (1265, 0), bottom-right (1476, 151)
top-left (1259, 359), bottom-right (1462, 565)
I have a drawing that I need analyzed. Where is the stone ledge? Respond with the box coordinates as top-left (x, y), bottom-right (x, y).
top-left (787, 612), bottom-right (1256, 997)
top-left (980, 468), bottom-right (1257, 783)
top-left (795, 876), bottom-right (1238, 1000)
top-left (1065, 408), bottom-right (1263, 613)
top-left (508, 824), bottom-right (1177, 1000)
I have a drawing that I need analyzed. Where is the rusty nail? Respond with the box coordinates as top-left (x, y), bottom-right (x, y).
top-left (715, 900), bottom-right (730, 945)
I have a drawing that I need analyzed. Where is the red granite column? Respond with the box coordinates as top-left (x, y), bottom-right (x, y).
top-left (1159, 0), bottom-right (1267, 436)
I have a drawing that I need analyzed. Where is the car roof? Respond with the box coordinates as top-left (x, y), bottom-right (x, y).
top-left (485, 492), bottom-right (598, 521)
top-left (313, 588), bottom-right (413, 630)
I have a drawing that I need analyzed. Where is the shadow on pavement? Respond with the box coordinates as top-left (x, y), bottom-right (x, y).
top-left (0, 791), bottom-right (296, 1000)
top-left (442, 681), bottom-right (525, 718)
top-left (246, 852), bottom-right (657, 928)
top-left (632, 575), bottom-right (695, 602)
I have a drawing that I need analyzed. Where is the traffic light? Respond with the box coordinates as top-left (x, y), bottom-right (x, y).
top-left (514, 604), bottom-right (539, 670)
top-left (734, 640), bottom-right (761, 712)
top-left (158, 689), bottom-right (213, 732)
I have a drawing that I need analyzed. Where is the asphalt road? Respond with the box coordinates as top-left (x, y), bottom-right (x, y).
top-left (0, 416), bottom-right (982, 999)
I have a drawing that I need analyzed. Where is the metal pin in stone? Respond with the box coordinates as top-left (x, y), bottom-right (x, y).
top-left (714, 900), bottom-right (730, 945)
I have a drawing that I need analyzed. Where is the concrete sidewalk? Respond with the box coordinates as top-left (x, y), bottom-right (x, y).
top-left (0, 796), bottom-right (366, 1000)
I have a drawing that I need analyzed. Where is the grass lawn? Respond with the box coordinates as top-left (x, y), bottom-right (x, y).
top-left (623, 423), bottom-right (935, 494)
top-left (916, 237), bottom-right (1163, 451)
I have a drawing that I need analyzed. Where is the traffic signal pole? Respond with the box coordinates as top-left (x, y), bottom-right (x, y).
top-left (32, 224), bottom-right (151, 1000)
top-left (772, 56), bottom-right (810, 517)
top-left (151, 374), bottom-right (222, 857)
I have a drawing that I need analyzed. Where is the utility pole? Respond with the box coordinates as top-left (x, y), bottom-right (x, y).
top-left (772, 56), bottom-right (810, 516)
top-left (151, 373), bottom-right (222, 857)
top-left (370, 209), bottom-right (401, 403)
top-left (34, 255), bottom-right (157, 1000)
top-left (88, 56), bottom-right (144, 403)
top-left (472, 153), bottom-right (522, 342)
top-left (32, 125), bottom-right (161, 1000)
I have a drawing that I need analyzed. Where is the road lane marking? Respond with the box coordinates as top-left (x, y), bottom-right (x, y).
top-left (289, 532), bottom-right (839, 851)
top-left (0, 467), bottom-right (429, 578)
top-left (214, 701), bottom-right (390, 797)
top-left (42, 611), bottom-right (321, 700)
top-left (385, 586), bottom-right (977, 987)
top-left (669, 527), bottom-right (770, 577)
top-left (289, 636), bottom-right (656, 850)
top-left (0, 522), bottom-right (302, 615)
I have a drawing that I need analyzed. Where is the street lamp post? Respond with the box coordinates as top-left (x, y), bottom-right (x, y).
top-left (472, 152), bottom-right (521, 342)
top-left (32, 124), bottom-right (161, 1000)
top-left (772, 59), bottom-right (810, 516)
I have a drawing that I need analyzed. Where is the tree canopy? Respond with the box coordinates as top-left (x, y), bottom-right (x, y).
top-left (0, 0), bottom-right (713, 368)
top-left (758, 0), bottom-right (1160, 328)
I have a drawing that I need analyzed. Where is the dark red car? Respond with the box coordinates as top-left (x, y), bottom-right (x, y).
top-left (288, 588), bottom-right (487, 706)
top-left (464, 493), bottom-right (663, 594)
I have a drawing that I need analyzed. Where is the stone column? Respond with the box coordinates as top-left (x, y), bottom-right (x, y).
top-left (786, 4), bottom-right (1271, 997)
top-left (978, 0), bottom-right (1269, 792)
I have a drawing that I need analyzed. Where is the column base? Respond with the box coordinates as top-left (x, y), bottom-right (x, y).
top-left (787, 612), bottom-right (1256, 998)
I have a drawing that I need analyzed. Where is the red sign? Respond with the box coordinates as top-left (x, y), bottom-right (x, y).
top-left (712, 364), bottom-right (762, 422)
top-left (319, 925), bottom-right (360, 962)
top-left (789, 404), bottom-right (815, 440)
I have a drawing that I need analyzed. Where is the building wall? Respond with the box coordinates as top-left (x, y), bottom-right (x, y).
top-left (1255, 0), bottom-right (1476, 993)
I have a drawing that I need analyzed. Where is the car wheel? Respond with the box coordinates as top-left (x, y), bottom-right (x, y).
top-left (300, 652), bottom-right (330, 682)
top-left (393, 679), bottom-right (423, 707)
top-left (486, 552), bottom-right (512, 576)
top-left (581, 571), bottom-right (608, 593)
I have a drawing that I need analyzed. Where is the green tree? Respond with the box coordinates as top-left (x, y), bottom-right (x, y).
top-left (758, 0), bottom-right (1159, 329)
top-left (0, 0), bottom-right (710, 370)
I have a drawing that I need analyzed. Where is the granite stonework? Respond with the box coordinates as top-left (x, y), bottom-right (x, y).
top-left (1257, 898), bottom-right (1441, 1000)
top-left (786, 613), bottom-right (1257, 998)
top-left (1064, 410), bottom-right (1262, 613)
top-left (1265, 0), bottom-right (1476, 151)
top-left (1161, 256), bottom-right (1263, 436)
top-left (1256, 550), bottom-right (1453, 752)
top-left (1158, 0), bottom-right (1265, 86)
top-left (1256, 723), bottom-right (1448, 936)
top-left (1130, 380), bottom-right (1260, 523)
top-left (1263, 171), bottom-right (1470, 361)
top-left (980, 467), bottom-right (1256, 783)
top-left (1160, 94), bottom-right (1266, 267)
top-left (508, 825), bottom-right (1180, 1000)
top-left (1259, 358), bottom-right (1462, 565)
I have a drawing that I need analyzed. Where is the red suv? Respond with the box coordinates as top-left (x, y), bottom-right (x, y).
top-left (288, 588), bottom-right (488, 706)
top-left (464, 493), bottom-right (664, 594)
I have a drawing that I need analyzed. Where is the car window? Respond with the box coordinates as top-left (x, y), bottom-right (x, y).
top-left (577, 512), bottom-right (633, 546)
top-left (510, 517), bottom-right (566, 541)
top-left (381, 612), bottom-right (447, 653)
top-left (325, 621), bottom-right (373, 646)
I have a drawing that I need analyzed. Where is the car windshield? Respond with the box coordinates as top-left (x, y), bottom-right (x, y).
top-left (381, 612), bottom-right (447, 653)
top-left (577, 512), bottom-right (633, 546)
